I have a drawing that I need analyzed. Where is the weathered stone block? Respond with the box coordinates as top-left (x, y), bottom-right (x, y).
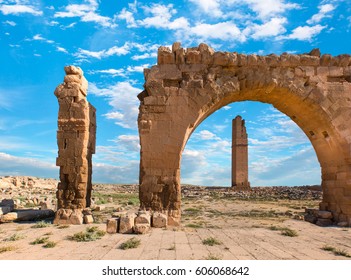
top-left (106, 218), bottom-right (118, 234)
top-left (133, 224), bottom-right (150, 234)
top-left (135, 212), bottom-right (151, 224)
top-left (0, 212), bottom-right (18, 223)
top-left (152, 212), bottom-right (167, 228)
top-left (317, 210), bottom-right (333, 219)
top-left (83, 214), bottom-right (94, 224)
top-left (119, 214), bottom-right (136, 234)
top-left (316, 218), bottom-right (333, 227)
top-left (158, 47), bottom-right (174, 64)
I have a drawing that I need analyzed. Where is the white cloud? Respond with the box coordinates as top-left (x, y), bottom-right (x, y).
top-left (307, 4), bottom-right (335, 24)
top-left (0, 152), bottom-right (57, 178)
top-left (75, 43), bottom-right (131, 60)
top-left (131, 52), bottom-right (157, 60)
top-left (112, 135), bottom-right (140, 152)
top-left (193, 130), bottom-right (220, 141)
top-left (137, 3), bottom-right (189, 30)
top-left (89, 81), bottom-right (141, 129)
top-left (118, 8), bottom-right (137, 27)
top-left (189, 21), bottom-right (246, 42)
top-left (242, 0), bottom-right (299, 19)
top-left (33, 34), bottom-right (45, 41)
top-left (249, 17), bottom-right (287, 39)
top-left (54, 0), bottom-right (116, 28)
top-left (56, 46), bottom-right (68, 53)
top-left (92, 161), bottom-right (139, 184)
top-left (250, 147), bottom-right (321, 186)
top-left (90, 69), bottom-right (126, 77)
top-left (0, 4), bottom-right (42, 16)
top-left (89, 64), bottom-right (149, 77)
top-left (283, 24), bottom-right (326, 41)
top-left (4, 20), bottom-right (16, 26)
top-left (189, 0), bottom-right (223, 17)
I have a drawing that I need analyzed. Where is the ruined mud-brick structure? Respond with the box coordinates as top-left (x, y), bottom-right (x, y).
top-left (138, 42), bottom-right (351, 226)
top-left (54, 66), bottom-right (96, 225)
top-left (232, 116), bottom-right (250, 190)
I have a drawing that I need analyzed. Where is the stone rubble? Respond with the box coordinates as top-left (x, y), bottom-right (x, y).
top-left (105, 210), bottom-right (168, 234)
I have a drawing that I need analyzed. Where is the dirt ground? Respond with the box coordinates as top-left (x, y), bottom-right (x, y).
top-left (1, 185), bottom-right (351, 260)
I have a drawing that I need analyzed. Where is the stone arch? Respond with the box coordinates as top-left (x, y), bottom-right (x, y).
top-left (138, 43), bottom-right (351, 226)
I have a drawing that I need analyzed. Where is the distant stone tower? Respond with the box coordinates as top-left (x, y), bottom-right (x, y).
top-left (53, 66), bottom-right (96, 224)
top-left (232, 115), bottom-right (250, 190)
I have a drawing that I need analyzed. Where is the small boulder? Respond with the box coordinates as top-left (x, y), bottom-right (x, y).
top-left (152, 212), bottom-right (167, 228)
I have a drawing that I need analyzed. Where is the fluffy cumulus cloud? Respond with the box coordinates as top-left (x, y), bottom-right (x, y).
top-left (283, 24), bottom-right (326, 41)
top-left (54, 0), bottom-right (116, 28)
top-left (189, 21), bottom-right (246, 42)
top-left (0, 2), bottom-right (43, 16)
top-left (74, 42), bottom-right (158, 61)
top-left (89, 81), bottom-right (141, 129)
top-left (242, 0), bottom-right (299, 19)
top-left (189, 0), bottom-right (223, 18)
top-left (137, 3), bottom-right (189, 30)
top-left (307, 3), bottom-right (335, 24)
top-left (248, 17), bottom-right (287, 39)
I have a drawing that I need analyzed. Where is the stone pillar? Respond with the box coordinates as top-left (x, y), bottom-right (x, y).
top-left (53, 66), bottom-right (96, 225)
top-left (232, 115), bottom-right (250, 190)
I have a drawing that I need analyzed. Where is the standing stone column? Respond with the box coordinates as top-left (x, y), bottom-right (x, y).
top-left (232, 115), bottom-right (250, 190)
top-left (53, 66), bottom-right (96, 225)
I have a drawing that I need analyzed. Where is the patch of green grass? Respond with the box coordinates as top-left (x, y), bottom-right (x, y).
top-left (322, 245), bottom-right (351, 258)
top-left (57, 224), bottom-right (70, 229)
top-left (334, 249), bottom-right (351, 258)
top-left (30, 236), bottom-right (50, 245)
top-left (205, 253), bottom-right (222, 260)
top-left (281, 228), bottom-right (298, 237)
top-left (43, 241), bottom-right (57, 248)
top-left (0, 246), bottom-right (16, 254)
top-left (322, 245), bottom-right (335, 252)
top-left (119, 237), bottom-right (141, 250)
top-left (185, 223), bottom-right (203, 228)
top-left (269, 226), bottom-right (298, 237)
top-left (184, 207), bottom-right (201, 213)
top-left (202, 237), bottom-right (222, 246)
top-left (4, 233), bottom-right (26, 241)
top-left (70, 226), bottom-right (105, 242)
top-left (31, 221), bottom-right (51, 228)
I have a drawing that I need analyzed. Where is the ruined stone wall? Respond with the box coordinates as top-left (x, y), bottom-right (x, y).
top-left (138, 42), bottom-right (351, 226)
top-left (54, 66), bottom-right (96, 224)
top-left (232, 116), bottom-right (250, 190)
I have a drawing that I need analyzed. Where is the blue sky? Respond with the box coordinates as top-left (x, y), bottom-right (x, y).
top-left (0, 0), bottom-right (350, 186)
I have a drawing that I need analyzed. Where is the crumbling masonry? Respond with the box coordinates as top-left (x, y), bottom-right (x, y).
top-left (138, 42), bottom-right (351, 226)
top-left (232, 116), bottom-right (250, 190)
top-left (54, 66), bottom-right (96, 225)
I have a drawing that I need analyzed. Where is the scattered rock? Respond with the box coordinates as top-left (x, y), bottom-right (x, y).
top-left (53, 209), bottom-right (83, 225)
top-left (317, 210), bottom-right (332, 219)
top-left (316, 218), bottom-right (333, 227)
top-left (119, 214), bottom-right (136, 234)
top-left (106, 218), bottom-right (119, 234)
top-left (152, 212), bottom-right (167, 228)
top-left (133, 224), bottom-right (150, 234)
top-left (83, 214), bottom-right (94, 224)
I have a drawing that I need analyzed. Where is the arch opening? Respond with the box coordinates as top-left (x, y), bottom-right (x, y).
top-left (181, 101), bottom-right (322, 188)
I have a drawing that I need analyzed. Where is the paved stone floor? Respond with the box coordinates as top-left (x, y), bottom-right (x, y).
top-left (0, 219), bottom-right (350, 260)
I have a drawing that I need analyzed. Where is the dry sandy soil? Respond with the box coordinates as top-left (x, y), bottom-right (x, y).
top-left (0, 177), bottom-right (350, 260)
